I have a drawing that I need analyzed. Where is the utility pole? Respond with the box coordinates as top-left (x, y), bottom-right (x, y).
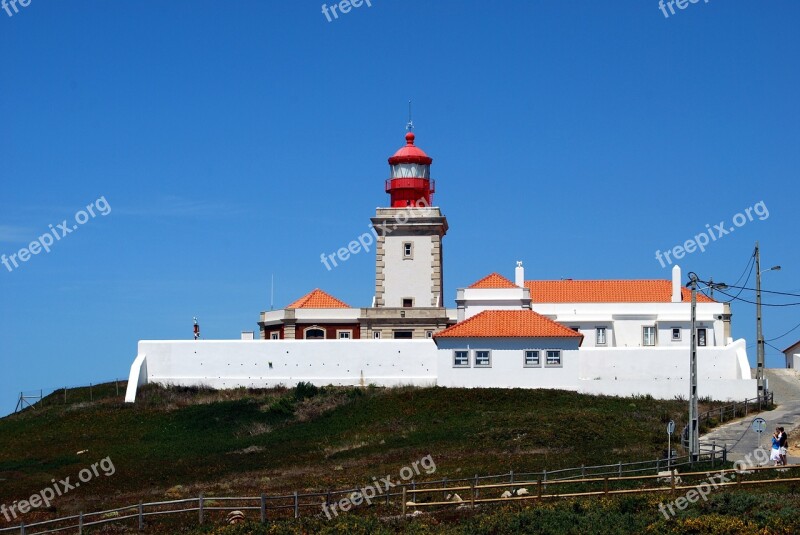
top-left (755, 242), bottom-right (781, 398)
top-left (755, 242), bottom-right (764, 397)
top-left (688, 272), bottom-right (699, 461)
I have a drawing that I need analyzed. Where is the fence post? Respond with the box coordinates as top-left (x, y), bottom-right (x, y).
top-left (20, 522), bottom-right (25, 535)
top-left (198, 494), bottom-right (204, 525)
top-left (723, 445), bottom-right (727, 464)
top-left (79, 512), bottom-right (83, 534)
top-left (581, 464), bottom-right (585, 478)
top-left (402, 486), bottom-right (407, 516)
top-left (510, 470), bottom-right (514, 484)
top-left (474, 474), bottom-right (479, 499)
top-left (442, 477), bottom-right (447, 501)
top-left (470, 481), bottom-right (476, 509)
top-left (618, 462), bottom-right (622, 477)
top-left (712, 443), bottom-right (716, 467)
top-left (537, 478), bottom-right (542, 498)
top-left (138, 502), bottom-right (143, 531)
top-left (294, 491), bottom-right (299, 518)
top-left (261, 493), bottom-right (267, 523)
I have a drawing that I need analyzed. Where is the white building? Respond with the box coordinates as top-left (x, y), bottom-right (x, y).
top-left (125, 129), bottom-right (756, 403)
top-left (784, 340), bottom-right (800, 369)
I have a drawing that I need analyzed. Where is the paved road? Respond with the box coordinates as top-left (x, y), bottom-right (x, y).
top-left (701, 369), bottom-right (800, 465)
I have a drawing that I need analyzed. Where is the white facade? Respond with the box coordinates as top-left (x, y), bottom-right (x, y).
top-left (784, 340), bottom-right (800, 369)
top-left (126, 338), bottom-right (754, 402)
top-left (125, 339), bottom-right (438, 402)
top-left (382, 233), bottom-right (435, 307)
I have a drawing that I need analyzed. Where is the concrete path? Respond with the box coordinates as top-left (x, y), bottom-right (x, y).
top-left (700, 369), bottom-right (800, 464)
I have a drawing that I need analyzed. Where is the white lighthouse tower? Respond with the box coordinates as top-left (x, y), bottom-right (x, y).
top-left (372, 130), bottom-right (448, 308)
top-left (362, 130), bottom-right (453, 339)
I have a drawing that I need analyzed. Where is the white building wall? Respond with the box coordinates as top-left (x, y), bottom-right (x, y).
top-left (125, 340), bottom-right (438, 402)
top-left (434, 338), bottom-right (754, 401)
top-left (529, 302), bottom-right (726, 347)
top-left (383, 235), bottom-right (434, 307)
top-left (126, 339), bottom-right (755, 403)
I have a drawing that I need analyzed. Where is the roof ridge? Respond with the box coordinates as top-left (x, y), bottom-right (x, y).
top-left (469, 272), bottom-right (517, 289)
top-left (287, 288), bottom-right (350, 309)
top-left (434, 309), bottom-right (582, 339)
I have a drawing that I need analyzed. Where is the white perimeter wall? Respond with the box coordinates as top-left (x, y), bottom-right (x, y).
top-left (126, 338), bottom-right (756, 402)
top-left (125, 340), bottom-right (438, 402)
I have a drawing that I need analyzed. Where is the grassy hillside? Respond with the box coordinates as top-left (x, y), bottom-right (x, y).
top-left (0, 383), bottom-right (732, 529)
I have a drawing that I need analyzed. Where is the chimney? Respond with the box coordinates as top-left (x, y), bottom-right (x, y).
top-left (515, 261), bottom-right (525, 287)
top-left (671, 265), bottom-right (682, 303)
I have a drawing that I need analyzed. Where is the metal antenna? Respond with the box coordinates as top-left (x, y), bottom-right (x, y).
top-left (406, 100), bottom-right (414, 131)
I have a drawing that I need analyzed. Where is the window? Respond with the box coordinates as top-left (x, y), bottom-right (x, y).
top-left (697, 328), bottom-right (707, 347)
top-left (474, 350), bottom-right (491, 367)
top-left (596, 327), bottom-right (607, 345)
top-left (394, 330), bottom-right (413, 339)
top-left (643, 326), bottom-right (656, 346)
top-left (270, 332), bottom-right (279, 340)
top-left (403, 242), bottom-right (413, 259)
top-left (524, 350), bottom-right (541, 367)
top-left (453, 350), bottom-right (469, 367)
top-left (402, 298), bottom-right (414, 308)
top-left (337, 330), bottom-right (352, 339)
top-left (304, 327), bottom-right (325, 340)
top-left (426, 330), bottom-right (433, 338)
top-left (672, 328), bottom-right (681, 342)
top-left (373, 331), bottom-right (382, 339)
top-left (546, 350), bottom-right (562, 367)
top-left (570, 326), bottom-right (580, 333)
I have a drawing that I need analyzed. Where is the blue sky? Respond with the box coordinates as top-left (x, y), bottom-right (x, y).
top-left (1, 1), bottom-right (798, 415)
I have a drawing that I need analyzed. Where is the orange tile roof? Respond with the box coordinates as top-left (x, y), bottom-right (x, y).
top-left (524, 280), bottom-right (715, 303)
top-left (287, 289), bottom-right (351, 309)
top-left (434, 310), bottom-right (583, 340)
top-left (468, 272), bottom-right (518, 289)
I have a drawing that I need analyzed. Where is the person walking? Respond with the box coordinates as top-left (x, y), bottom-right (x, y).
top-left (771, 428), bottom-right (782, 466)
top-left (779, 427), bottom-right (788, 466)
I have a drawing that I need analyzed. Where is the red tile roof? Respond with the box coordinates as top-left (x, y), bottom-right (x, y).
top-left (434, 310), bottom-right (583, 340)
top-left (468, 273), bottom-right (518, 289)
top-left (287, 289), bottom-right (350, 309)
top-left (523, 280), bottom-right (715, 303)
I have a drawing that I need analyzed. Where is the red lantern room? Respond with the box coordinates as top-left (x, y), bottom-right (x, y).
top-left (385, 132), bottom-right (435, 208)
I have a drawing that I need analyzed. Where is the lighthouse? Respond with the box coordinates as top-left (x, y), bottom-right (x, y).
top-left (370, 130), bottom-right (449, 318)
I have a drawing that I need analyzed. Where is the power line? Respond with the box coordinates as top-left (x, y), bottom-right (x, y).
top-left (721, 285), bottom-right (800, 299)
top-left (766, 320), bottom-right (800, 343)
top-left (721, 256), bottom-right (755, 303)
top-left (712, 288), bottom-right (800, 307)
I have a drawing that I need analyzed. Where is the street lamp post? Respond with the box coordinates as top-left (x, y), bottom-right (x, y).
top-left (754, 241), bottom-right (781, 397)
